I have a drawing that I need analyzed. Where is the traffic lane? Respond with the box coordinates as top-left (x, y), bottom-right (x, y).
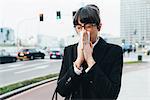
top-left (7, 62), bottom-right (150, 100)
top-left (1, 59), bottom-right (149, 88)
top-left (7, 80), bottom-right (64, 100)
top-left (0, 59), bottom-right (62, 87)
top-left (0, 58), bottom-right (59, 69)
top-left (0, 59), bottom-right (62, 73)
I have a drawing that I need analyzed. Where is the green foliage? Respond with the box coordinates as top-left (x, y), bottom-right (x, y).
top-left (0, 73), bottom-right (58, 95)
top-left (124, 61), bottom-right (142, 64)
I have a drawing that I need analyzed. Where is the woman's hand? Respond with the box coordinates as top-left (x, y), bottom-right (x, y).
top-left (82, 32), bottom-right (96, 68)
top-left (74, 30), bottom-right (85, 69)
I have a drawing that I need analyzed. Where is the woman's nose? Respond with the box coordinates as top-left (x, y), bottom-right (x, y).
top-left (81, 28), bottom-right (86, 31)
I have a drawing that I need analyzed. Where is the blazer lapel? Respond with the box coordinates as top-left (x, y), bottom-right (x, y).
top-left (72, 43), bottom-right (78, 62)
top-left (92, 37), bottom-right (108, 63)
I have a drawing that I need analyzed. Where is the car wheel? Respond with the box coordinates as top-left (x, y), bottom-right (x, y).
top-left (41, 56), bottom-right (44, 59)
top-left (30, 56), bottom-right (34, 60)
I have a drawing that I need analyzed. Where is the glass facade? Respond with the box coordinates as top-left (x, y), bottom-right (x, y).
top-left (121, 0), bottom-right (150, 45)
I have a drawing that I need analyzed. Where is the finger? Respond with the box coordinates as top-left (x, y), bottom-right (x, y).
top-left (90, 42), bottom-right (93, 48)
top-left (87, 31), bottom-right (90, 43)
top-left (83, 32), bottom-right (88, 44)
top-left (80, 30), bottom-right (85, 41)
top-left (85, 32), bottom-right (88, 42)
top-left (82, 30), bottom-right (86, 39)
top-left (78, 42), bottom-right (83, 50)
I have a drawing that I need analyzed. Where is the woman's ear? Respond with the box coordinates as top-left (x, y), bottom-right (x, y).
top-left (97, 23), bottom-right (102, 31)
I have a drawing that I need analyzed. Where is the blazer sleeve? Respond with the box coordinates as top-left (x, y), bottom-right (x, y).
top-left (56, 47), bottom-right (81, 97)
top-left (82, 46), bottom-right (123, 99)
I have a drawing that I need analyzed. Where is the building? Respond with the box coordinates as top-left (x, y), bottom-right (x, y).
top-left (1, 1), bottom-right (120, 47)
top-left (0, 27), bottom-right (15, 45)
top-left (121, 0), bottom-right (150, 46)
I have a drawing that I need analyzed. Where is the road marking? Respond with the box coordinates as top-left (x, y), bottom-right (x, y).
top-left (15, 65), bottom-right (49, 74)
top-left (0, 62), bottom-right (49, 73)
top-left (0, 64), bottom-right (23, 70)
top-left (8, 64), bottom-right (23, 68)
top-left (50, 59), bottom-right (62, 62)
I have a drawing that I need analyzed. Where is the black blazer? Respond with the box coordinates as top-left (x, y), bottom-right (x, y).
top-left (56, 37), bottom-right (123, 100)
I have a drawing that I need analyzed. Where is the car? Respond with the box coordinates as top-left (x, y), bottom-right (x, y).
top-left (0, 50), bottom-right (17, 64)
top-left (50, 48), bottom-right (64, 59)
top-left (17, 48), bottom-right (45, 61)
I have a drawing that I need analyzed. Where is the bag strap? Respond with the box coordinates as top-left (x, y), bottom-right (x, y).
top-left (52, 88), bottom-right (58, 100)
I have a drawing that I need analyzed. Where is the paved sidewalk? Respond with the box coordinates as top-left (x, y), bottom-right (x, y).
top-left (6, 61), bottom-right (150, 100)
top-left (6, 81), bottom-right (64, 100)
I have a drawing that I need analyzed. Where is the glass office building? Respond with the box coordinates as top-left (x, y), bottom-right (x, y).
top-left (121, 0), bottom-right (150, 45)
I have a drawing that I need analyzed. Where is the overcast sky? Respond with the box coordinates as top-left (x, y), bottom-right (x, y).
top-left (0, 0), bottom-right (120, 38)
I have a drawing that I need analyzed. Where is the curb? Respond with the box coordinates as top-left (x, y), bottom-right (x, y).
top-left (0, 77), bottom-right (58, 100)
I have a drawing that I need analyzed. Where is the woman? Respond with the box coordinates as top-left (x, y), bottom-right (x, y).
top-left (56, 4), bottom-right (123, 100)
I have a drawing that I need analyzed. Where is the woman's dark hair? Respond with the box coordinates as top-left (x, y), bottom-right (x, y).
top-left (86, 4), bottom-right (100, 15)
top-left (73, 4), bottom-right (101, 27)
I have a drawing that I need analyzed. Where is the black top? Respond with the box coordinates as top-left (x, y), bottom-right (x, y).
top-left (56, 37), bottom-right (123, 100)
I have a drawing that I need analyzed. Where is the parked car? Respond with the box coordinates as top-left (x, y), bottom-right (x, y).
top-left (50, 48), bottom-right (64, 59)
top-left (0, 50), bottom-right (17, 64)
top-left (17, 48), bottom-right (45, 61)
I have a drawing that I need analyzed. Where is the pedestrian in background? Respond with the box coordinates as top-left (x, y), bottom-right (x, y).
top-left (54, 4), bottom-right (123, 100)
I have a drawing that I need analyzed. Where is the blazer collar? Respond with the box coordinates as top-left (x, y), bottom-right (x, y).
top-left (92, 37), bottom-right (108, 62)
top-left (94, 37), bottom-right (107, 48)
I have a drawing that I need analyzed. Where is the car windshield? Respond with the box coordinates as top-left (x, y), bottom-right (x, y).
top-left (52, 51), bottom-right (59, 52)
top-left (19, 49), bottom-right (37, 52)
top-left (19, 49), bottom-right (28, 52)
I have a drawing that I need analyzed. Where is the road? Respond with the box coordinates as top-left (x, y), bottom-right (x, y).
top-left (1, 53), bottom-right (150, 100)
top-left (0, 58), bottom-right (62, 87)
top-left (1, 52), bottom-right (149, 87)
top-left (6, 62), bottom-right (150, 100)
